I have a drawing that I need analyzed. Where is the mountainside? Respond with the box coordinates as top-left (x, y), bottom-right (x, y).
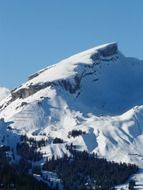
top-left (1, 42), bottom-right (143, 169)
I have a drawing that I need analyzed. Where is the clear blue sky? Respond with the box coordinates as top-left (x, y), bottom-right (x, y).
top-left (0, 0), bottom-right (143, 89)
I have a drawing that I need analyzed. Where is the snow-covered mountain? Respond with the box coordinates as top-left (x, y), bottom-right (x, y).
top-left (0, 87), bottom-right (10, 102)
top-left (1, 42), bottom-right (143, 167)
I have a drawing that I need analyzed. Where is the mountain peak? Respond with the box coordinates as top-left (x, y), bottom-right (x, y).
top-left (61, 42), bottom-right (118, 62)
top-left (28, 42), bottom-right (118, 83)
top-left (2, 42), bottom-right (143, 169)
top-left (93, 42), bottom-right (118, 57)
top-left (11, 42), bottom-right (119, 100)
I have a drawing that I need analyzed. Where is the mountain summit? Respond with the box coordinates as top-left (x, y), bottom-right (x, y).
top-left (1, 43), bottom-right (143, 166)
top-left (11, 42), bottom-right (118, 100)
top-left (8, 42), bottom-right (143, 116)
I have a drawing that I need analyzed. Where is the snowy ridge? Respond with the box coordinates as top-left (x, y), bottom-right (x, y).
top-left (26, 42), bottom-right (118, 86)
top-left (11, 42), bottom-right (118, 100)
top-left (1, 42), bottom-right (143, 170)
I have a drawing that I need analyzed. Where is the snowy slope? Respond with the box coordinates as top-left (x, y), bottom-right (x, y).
top-left (116, 169), bottom-right (143, 190)
top-left (0, 87), bottom-right (10, 102)
top-left (1, 42), bottom-right (143, 168)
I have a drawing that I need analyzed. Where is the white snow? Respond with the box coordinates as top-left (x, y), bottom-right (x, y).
top-left (16, 42), bottom-right (117, 90)
top-left (116, 169), bottom-right (143, 190)
top-left (0, 87), bottom-right (10, 102)
top-left (1, 42), bottom-right (143, 182)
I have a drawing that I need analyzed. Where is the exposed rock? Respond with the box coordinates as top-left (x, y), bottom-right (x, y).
top-left (97, 42), bottom-right (118, 57)
top-left (11, 82), bottom-right (54, 100)
top-left (90, 43), bottom-right (118, 64)
top-left (28, 73), bottom-right (39, 80)
top-left (58, 75), bottom-right (81, 94)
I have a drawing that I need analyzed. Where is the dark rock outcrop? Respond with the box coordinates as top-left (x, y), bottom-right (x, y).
top-left (11, 82), bottom-right (54, 100)
top-left (98, 42), bottom-right (118, 57)
top-left (91, 42), bottom-right (118, 62)
top-left (58, 75), bottom-right (81, 94)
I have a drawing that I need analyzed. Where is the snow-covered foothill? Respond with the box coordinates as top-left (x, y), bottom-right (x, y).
top-left (0, 87), bottom-right (10, 102)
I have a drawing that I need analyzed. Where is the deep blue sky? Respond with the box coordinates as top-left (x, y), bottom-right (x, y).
top-left (0, 0), bottom-right (143, 89)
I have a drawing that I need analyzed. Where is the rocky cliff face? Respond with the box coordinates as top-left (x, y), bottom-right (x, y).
top-left (96, 42), bottom-right (117, 57)
top-left (11, 82), bottom-right (54, 100)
